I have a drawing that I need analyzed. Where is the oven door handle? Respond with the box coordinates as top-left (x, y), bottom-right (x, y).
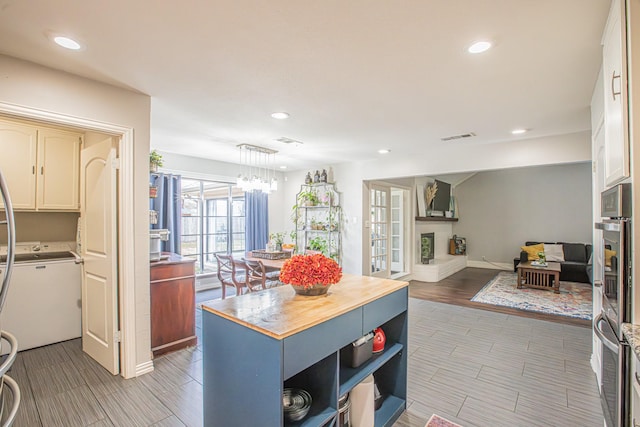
top-left (594, 314), bottom-right (619, 353)
top-left (596, 222), bottom-right (621, 231)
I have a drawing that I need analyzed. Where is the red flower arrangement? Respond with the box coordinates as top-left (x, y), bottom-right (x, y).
top-left (279, 254), bottom-right (342, 289)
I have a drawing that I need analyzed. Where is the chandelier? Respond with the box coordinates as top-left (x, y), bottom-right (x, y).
top-left (236, 143), bottom-right (278, 193)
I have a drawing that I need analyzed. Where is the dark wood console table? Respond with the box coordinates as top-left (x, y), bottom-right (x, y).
top-left (150, 252), bottom-right (197, 356)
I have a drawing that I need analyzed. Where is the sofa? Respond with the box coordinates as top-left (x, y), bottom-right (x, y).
top-left (513, 241), bottom-right (592, 284)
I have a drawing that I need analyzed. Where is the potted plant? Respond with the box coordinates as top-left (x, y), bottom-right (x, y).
top-left (150, 149), bottom-right (164, 172)
top-left (307, 236), bottom-right (328, 255)
top-left (298, 189), bottom-right (319, 207)
top-left (269, 232), bottom-right (285, 251)
top-left (279, 253), bottom-right (342, 296)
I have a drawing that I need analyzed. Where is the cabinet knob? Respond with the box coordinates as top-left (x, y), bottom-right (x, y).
top-left (612, 70), bottom-right (621, 101)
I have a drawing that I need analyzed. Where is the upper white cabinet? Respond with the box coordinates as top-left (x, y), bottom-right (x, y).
top-left (602, 0), bottom-right (630, 186)
top-left (0, 118), bottom-right (82, 211)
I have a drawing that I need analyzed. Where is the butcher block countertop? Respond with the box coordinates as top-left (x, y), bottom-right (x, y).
top-left (201, 273), bottom-right (408, 340)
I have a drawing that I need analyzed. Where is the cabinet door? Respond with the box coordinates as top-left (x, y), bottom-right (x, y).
top-left (603, 0), bottom-right (630, 186)
top-left (36, 127), bottom-right (81, 210)
top-left (0, 119), bottom-right (38, 209)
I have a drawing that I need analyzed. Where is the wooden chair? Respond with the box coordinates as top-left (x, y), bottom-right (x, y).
top-left (214, 254), bottom-right (247, 299)
top-left (244, 259), bottom-right (282, 292)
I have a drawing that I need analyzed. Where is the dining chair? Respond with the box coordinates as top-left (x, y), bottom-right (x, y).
top-left (244, 259), bottom-right (282, 292)
top-left (215, 254), bottom-right (247, 299)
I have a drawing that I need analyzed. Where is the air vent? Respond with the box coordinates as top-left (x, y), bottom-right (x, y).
top-left (441, 132), bottom-right (476, 142)
top-left (276, 137), bottom-right (304, 145)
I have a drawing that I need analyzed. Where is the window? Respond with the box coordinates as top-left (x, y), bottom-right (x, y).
top-left (181, 178), bottom-right (244, 275)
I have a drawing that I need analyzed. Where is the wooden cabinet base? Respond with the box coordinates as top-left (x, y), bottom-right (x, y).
top-left (150, 253), bottom-right (197, 357)
top-left (152, 336), bottom-right (198, 357)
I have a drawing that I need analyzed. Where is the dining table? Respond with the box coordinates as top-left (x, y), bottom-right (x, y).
top-left (244, 251), bottom-right (288, 270)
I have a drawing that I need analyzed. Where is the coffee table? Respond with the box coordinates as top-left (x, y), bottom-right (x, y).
top-left (517, 261), bottom-right (561, 293)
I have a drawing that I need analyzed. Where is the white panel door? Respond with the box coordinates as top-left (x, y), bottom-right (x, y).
top-left (80, 137), bottom-right (119, 374)
top-left (370, 185), bottom-right (391, 278)
top-left (0, 119), bottom-right (37, 209)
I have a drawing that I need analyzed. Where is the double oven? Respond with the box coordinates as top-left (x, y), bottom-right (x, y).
top-left (594, 183), bottom-right (632, 427)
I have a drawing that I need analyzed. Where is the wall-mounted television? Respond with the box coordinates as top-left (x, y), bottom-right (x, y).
top-left (432, 180), bottom-right (451, 212)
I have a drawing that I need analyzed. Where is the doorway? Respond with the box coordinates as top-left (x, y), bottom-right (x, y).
top-left (390, 187), bottom-right (410, 278)
top-left (367, 182), bottom-right (411, 279)
top-left (0, 102), bottom-right (137, 378)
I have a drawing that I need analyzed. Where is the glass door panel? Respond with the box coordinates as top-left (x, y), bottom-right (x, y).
top-left (370, 185), bottom-right (390, 278)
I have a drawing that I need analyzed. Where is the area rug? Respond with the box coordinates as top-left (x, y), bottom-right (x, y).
top-left (470, 271), bottom-right (592, 320)
top-left (425, 414), bottom-right (463, 427)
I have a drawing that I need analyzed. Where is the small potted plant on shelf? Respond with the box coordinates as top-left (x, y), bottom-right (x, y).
top-left (298, 189), bottom-right (319, 207)
top-left (307, 236), bottom-right (328, 255)
top-left (150, 149), bottom-right (164, 172)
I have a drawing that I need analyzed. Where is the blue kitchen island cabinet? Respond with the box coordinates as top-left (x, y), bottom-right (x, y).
top-left (202, 273), bottom-right (408, 427)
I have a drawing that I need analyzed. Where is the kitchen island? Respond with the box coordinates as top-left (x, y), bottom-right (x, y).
top-left (201, 273), bottom-right (408, 427)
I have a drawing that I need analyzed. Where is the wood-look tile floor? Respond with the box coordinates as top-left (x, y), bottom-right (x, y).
top-left (4, 286), bottom-right (602, 426)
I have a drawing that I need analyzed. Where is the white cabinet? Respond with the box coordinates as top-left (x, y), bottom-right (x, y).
top-left (0, 118), bottom-right (81, 211)
top-left (602, 0), bottom-right (630, 186)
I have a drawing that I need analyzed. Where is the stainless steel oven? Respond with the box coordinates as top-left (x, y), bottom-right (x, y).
top-left (594, 313), bottom-right (629, 427)
top-left (595, 183), bottom-right (632, 427)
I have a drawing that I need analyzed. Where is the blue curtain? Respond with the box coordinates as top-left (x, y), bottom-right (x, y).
top-left (150, 173), bottom-right (182, 253)
top-left (245, 191), bottom-right (269, 251)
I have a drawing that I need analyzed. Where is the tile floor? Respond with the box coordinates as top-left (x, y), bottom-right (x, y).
top-left (4, 297), bottom-right (603, 426)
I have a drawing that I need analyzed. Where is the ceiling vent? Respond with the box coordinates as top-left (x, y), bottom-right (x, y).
top-left (441, 132), bottom-right (476, 142)
top-left (276, 137), bottom-right (304, 145)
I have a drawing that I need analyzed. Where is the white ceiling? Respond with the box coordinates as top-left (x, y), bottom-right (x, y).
top-left (0, 0), bottom-right (610, 171)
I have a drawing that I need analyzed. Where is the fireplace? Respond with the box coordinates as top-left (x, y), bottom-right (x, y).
top-left (420, 233), bottom-right (434, 264)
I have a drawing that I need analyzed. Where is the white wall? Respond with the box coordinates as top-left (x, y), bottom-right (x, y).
top-left (451, 163), bottom-right (593, 265)
top-left (159, 151), bottom-right (287, 236)
top-left (0, 54), bottom-right (152, 369)
top-left (283, 132), bottom-right (591, 276)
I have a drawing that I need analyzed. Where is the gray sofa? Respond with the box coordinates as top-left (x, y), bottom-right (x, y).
top-left (513, 241), bottom-right (592, 284)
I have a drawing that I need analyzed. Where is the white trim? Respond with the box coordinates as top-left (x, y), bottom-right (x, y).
top-left (0, 101), bottom-right (140, 379)
top-left (466, 260), bottom-right (512, 271)
top-left (135, 360), bottom-right (155, 376)
top-left (118, 129), bottom-right (137, 379)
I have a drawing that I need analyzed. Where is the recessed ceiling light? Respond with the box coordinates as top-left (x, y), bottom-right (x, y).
top-left (53, 36), bottom-right (82, 50)
top-left (279, 165), bottom-right (287, 169)
top-left (468, 41), bottom-right (492, 54)
top-left (271, 112), bottom-right (290, 120)
top-left (378, 149), bottom-right (391, 154)
top-left (511, 129), bottom-right (528, 135)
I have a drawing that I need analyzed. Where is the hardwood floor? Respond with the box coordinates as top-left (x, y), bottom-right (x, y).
top-left (3, 270), bottom-right (600, 426)
top-left (409, 267), bottom-right (592, 328)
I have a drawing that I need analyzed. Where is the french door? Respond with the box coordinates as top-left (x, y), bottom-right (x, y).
top-left (181, 179), bottom-right (245, 275)
top-left (390, 189), bottom-right (404, 274)
top-left (370, 185), bottom-right (391, 278)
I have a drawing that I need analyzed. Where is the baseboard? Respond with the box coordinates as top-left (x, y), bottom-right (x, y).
top-left (466, 260), bottom-right (512, 271)
top-left (135, 360), bottom-right (155, 377)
